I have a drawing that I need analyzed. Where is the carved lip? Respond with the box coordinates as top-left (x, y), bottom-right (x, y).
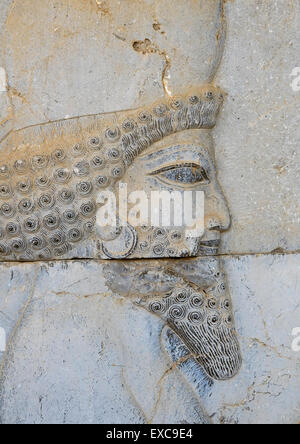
top-left (198, 246), bottom-right (219, 256)
top-left (198, 233), bottom-right (220, 255)
top-left (199, 239), bottom-right (220, 247)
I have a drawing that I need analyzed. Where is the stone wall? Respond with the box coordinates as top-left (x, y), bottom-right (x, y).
top-left (0, 0), bottom-right (299, 424)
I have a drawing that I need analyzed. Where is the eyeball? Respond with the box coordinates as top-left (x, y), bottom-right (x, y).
top-left (170, 97), bottom-right (184, 110)
top-left (205, 90), bottom-right (214, 100)
top-left (1, 203), bottom-right (15, 218)
top-left (38, 194), bottom-right (55, 209)
top-left (95, 175), bottom-right (109, 188)
top-left (54, 168), bottom-right (72, 184)
top-left (111, 165), bottom-right (124, 178)
top-left (189, 96), bottom-right (199, 105)
top-left (138, 111), bottom-right (152, 124)
top-left (16, 179), bottom-right (32, 194)
top-left (11, 238), bottom-right (27, 253)
top-left (153, 244), bottom-right (165, 256)
top-left (221, 299), bottom-right (231, 311)
top-left (0, 165), bottom-right (10, 178)
top-left (207, 312), bottom-right (221, 328)
top-left (49, 231), bottom-right (66, 246)
top-left (207, 298), bottom-right (217, 310)
top-left (106, 148), bottom-right (122, 163)
top-left (30, 236), bottom-right (45, 250)
top-left (35, 176), bottom-right (52, 189)
top-left (63, 209), bottom-right (78, 224)
top-left (91, 156), bottom-right (105, 169)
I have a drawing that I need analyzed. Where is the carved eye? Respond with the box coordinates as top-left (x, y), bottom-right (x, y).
top-left (149, 163), bottom-right (209, 186)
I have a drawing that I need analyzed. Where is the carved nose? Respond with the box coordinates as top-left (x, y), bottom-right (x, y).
top-left (206, 190), bottom-right (231, 232)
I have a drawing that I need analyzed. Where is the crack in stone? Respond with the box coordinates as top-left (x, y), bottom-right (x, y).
top-left (132, 38), bottom-right (172, 97)
top-left (0, 248), bottom-right (298, 266)
top-left (121, 367), bottom-right (149, 424)
top-left (0, 267), bottom-right (39, 377)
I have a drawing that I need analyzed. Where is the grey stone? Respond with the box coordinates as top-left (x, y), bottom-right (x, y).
top-left (0, 0), bottom-right (299, 254)
top-left (0, 254), bottom-right (299, 424)
top-left (215, 0), bottom-right (300, 254)
top-left (0, 0), bottom-right (299, 425)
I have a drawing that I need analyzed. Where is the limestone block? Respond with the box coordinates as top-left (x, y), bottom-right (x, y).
top-left (215, 0), bottom-right (300, 254)
top-left (0, 253), bottom-right (299, 424)
top-left (1, 0), bottom-right (224, 130)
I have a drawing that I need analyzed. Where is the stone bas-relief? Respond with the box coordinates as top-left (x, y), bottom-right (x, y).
top-left (0, 83), bottom-right (243, 382)
top-left (0, 84), bottom-right (242, 413)
top-left (0, 85), bottom-right (223, 261)
top-left (0, 0), bottom-right (245, 424)
top-left (104, 261), bottom-right (241, 381)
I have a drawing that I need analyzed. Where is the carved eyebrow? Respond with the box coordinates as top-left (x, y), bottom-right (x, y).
top-left (148, 163), bottom-right (203, 176)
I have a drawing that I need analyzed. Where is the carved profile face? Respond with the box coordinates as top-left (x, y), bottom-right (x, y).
top-left (100, 129), bottom-right (230, 259)
top-left (0, 85), bottom-right (225, 261)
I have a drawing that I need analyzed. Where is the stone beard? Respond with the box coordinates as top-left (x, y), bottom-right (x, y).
top-left (0, 83), bottom-right (242, 384)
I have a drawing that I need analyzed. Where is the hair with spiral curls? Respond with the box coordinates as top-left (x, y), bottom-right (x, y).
top-left (0, 85), bottom-right (223, 261)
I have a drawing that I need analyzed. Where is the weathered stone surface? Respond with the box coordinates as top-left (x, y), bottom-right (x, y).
top-left (0, 0), bottom-right (299, 425)
top-left (0, 254), bottom-right (299, 424)
top-left (0, 0), bottom-right (299, 254)
top-left (0, 260), bottom-right (211, 424)
top-left (0, 0), bottom-right (224, 129)
top-left (215, 0), bottom-right (300, 254)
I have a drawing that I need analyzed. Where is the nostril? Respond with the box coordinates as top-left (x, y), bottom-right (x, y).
top-left (207, 218), bottom-right (221, 230)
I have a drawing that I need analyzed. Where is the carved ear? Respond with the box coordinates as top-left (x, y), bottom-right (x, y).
top-left (99, 223), bottom-right (138, 259)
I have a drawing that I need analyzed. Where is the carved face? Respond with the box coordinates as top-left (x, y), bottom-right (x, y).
top-left (100, 130), bottom-right (230, 259)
